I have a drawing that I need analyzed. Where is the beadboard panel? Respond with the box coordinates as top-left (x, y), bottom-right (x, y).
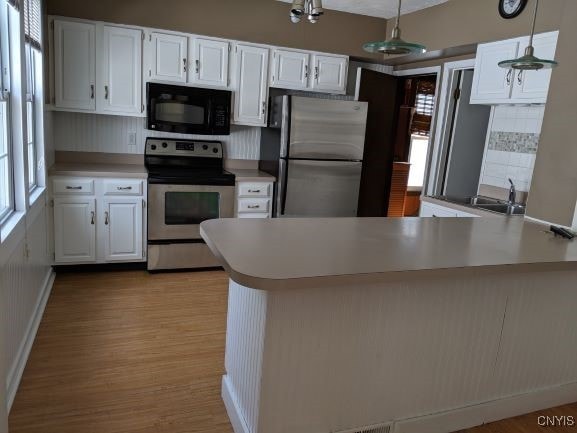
top-left (258, 277), bottom-right (507, 433)
top-left (225, 281), bottom-right (268, 433)
top-left (52, 112), bottom-right (261, 160)
top-left (0, 201), bottom-right (53, 411)
top-left (224, 268), bottom-right (577, 433)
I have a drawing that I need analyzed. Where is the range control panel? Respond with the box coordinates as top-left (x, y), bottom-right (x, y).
top-left (145, 138), bottom-right (223, 158)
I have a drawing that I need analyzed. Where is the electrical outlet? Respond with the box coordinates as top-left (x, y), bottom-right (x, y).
top-left (128, 132), bottom-right (137, 146)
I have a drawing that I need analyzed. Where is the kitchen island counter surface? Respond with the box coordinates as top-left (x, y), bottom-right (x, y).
top-left (200, 217), bottom-right (577, 290)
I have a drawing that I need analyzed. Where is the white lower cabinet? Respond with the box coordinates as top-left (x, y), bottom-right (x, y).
top-left (235, 181), bottom-right (274, 218)
top-left (54, 197), bottom-right (97, 263)
top-left (52, 176), bottom-right (147, 264)
top-left (102, 198), bottom-right (143, 261)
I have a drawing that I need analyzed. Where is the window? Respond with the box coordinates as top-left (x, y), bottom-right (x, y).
top-left (0, 1), bottom-right (13, 222)
top-left (0, 99), bottom-right (11, 221)
top-left (24, 0), bottom-right (41, 191)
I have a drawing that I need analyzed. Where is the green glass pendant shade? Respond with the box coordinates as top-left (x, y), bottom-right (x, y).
top-left (498, 46), bottom-right (558, 70)
top-left (498, 0), bottom-right (558, 70)
top-left (363, 0), bottom-right (426, 57)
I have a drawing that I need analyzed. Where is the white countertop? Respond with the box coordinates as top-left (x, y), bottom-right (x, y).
top-left (227, 168), bottom-right (276, 182)
top-left (48, 162), bottom-right (148, 178)
top-left (201, 217), bottom-right (577, 290)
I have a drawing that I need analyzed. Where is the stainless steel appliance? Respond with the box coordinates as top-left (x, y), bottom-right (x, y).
top-left (146, 83), bottom-right (231, 135)
top-left (259, 96), bottom-right (368, 217)
top-left (145, 138), bottom-right (235, 271)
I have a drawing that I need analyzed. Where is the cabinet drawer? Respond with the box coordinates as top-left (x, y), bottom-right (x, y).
top-left (237, 212), bottom-right (269, 219)
top-left (53, 178), bottom-right (95, 195)
top-left (103, 179), bottom-right (143, 195)
top-left (237, 182), bottom-right (271, 198)
top-left (237, 198), bottom-right (270, 214)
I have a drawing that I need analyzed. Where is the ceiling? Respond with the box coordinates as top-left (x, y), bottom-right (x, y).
top-left (277, 0), bottom-right (449, 19)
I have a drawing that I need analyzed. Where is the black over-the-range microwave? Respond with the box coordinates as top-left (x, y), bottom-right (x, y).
top-left (146, 83), bottom-right (231, 135)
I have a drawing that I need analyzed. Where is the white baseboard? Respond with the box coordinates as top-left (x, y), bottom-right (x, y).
top-left (222, 375), bottom-right (251, 433)
top-left (393, 381), bottom-right (577, 433)
top-left (6, 270), bottom-right (55, 412)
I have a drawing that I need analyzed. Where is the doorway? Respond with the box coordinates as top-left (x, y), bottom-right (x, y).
top-left (392, 72), bottom-right (439, 216)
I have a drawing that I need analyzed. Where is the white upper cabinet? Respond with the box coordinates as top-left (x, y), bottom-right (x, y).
top-left (150, 32), bottom-right (188, 83)
top-left (311, 54), bottom-right (348, 93)
top-left (191, 38), bottom-right (230, 88)
top-left (511, 31), bottom-right (559, 102)
top-left (53, 20), bottom-right (96, 111)
top-left (471, 31), bottom-right (558, 105)
top-left (233, 44), bottom-right (269, 127)
top-left (470, 38), bottom-right (521, 104)
top-left (99, 26), bottom-right (143, 115)
top-left (271, 49), bottom-right (310, 90)
top-left (102, 198), bottom-right (144, 262)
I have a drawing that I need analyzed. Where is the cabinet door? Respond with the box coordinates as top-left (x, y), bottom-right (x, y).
top-left (271, 49), bottom-right (310, 90)
top-left (511, 32), bottom-right (558, 103)
top-left (54, 197), bottom-right (96, 263)
top-left (311, 54), bottom-right (348, 93)
top-left (191, 38), bottom-right (230, 87)
top-left (53, 20), bottom-right (96, 111)
top-left (150, 32), bottom-right (187, 83)
top-left (100, 25), bottom-right (143, 115)
top-left (233, 44), bottom-right (269, 126)
top-left (102, 198), bottom-right (143, 262)
top-left (470, 39), bottom-right (520, 104)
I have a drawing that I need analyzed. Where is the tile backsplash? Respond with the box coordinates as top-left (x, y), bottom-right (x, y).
top-left (479, 105), bottom-right (545, 196)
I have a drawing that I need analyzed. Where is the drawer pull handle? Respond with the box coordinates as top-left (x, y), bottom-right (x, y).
top-left (247, 205), bottom-right (261, 209)
top-left (104, 211), bottom-right (109, 225)
top-left (90, 211), bottom-right (95, 225)
top-left (66, 186), bottom-right (82, 190)
top-left (117, 186), bottom-right (133, 190)
top-left (104, 85), bottom-right (109, 100)
top-left (248, 189), bottom-right (261, 193)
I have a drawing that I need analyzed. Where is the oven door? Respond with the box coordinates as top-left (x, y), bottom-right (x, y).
top-left (148, 184), bottom-right (235, 241)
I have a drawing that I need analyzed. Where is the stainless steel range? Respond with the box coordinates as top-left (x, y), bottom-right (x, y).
top-left (145, 138), bottom-right (235, 271)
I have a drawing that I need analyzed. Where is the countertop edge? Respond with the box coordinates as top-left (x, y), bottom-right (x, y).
top-left (200, 224), bottom-right (576, 291)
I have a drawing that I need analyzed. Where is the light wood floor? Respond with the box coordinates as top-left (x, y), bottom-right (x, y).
top-left (9, 270), bottom-right (233, 433)
top-left (8, 270), bottom-right (577, 433)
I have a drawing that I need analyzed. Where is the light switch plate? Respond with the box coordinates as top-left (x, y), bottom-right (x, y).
top-left (128, 132), bottom-right (137, 146)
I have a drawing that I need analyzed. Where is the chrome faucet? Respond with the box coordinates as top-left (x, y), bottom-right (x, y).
top-left (508, 178), bottom-right (516, 204)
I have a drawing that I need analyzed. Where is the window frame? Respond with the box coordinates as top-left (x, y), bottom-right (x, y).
top-left (0, 1), bottom-right (15, 224)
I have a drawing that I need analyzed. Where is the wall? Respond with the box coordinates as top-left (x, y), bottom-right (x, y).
top-left (0, 196), bottom-right (54, 413)
top-left (398, 0), bottom-right (564, 53)
top-left (526, 0), bottom-right (577, 227)
top-left (479, 106), bottom-right (544, 198)
top-left (45, 0), bottom-right (387, 61)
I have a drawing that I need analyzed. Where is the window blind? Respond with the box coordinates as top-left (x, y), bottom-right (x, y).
top-left (23, 0), bottom-right (42, 49)
top-left (410, 80), bottom-right (436, 137)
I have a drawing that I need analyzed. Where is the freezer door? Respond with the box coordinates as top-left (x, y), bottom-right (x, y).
top-left (289, 96), bottom-right (368, 160)
top-left (281, 159), bottom-right (363, 217)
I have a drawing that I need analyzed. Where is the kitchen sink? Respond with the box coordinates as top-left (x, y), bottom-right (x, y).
top-left (431, 195), bottom-right (526, 216)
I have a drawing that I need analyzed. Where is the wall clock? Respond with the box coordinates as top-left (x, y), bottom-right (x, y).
top-left (499, 0), bottom-right (528, 19)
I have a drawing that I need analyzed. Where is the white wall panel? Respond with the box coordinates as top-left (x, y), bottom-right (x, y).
top-left (0, 200), bottom-right (53, 411)
top-left (53, 112), bottom-right (261, 159)
top-left (225, 280), bottom-right (268, 433)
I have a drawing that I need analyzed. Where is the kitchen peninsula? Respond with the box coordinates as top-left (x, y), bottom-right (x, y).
top-left (201, 217), bottom-right (577, 433)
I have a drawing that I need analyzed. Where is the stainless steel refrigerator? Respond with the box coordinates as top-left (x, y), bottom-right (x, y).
top-left (259, 95), bottom-right (369, 217)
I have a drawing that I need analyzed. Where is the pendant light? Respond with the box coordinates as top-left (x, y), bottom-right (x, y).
top-left (290, 0), bottom-right (323, 24)
top-left (363, 0), bottom-right (426, 56)
top-left (498, 0), bottom-right (557, 70)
